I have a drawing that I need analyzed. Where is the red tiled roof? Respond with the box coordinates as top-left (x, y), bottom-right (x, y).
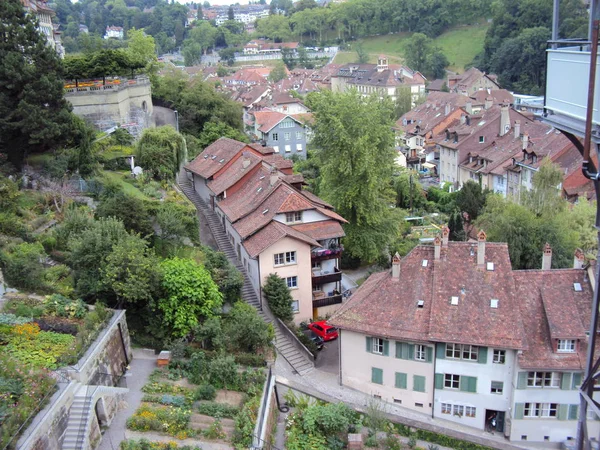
top-left (207, 153), bottom-right (261, 195)
top-left (243, 221), bottom-right (319, 258)
top-left (291, 220), bottom-right (345, 240)
top-left (278, 192), bottom-right (314, 213)
top-left (185, 138), bottom-right (247, 178)
top-left (254, 110), bottom-right (287, 133)
top-left (301, 190), bottom-right (332, 208)
top-left (263, 154), bottom-right (293, 170)
top-left (316, 207), bottom-right (347, 223)
top-left (283, 174), bottom-right (305, 185)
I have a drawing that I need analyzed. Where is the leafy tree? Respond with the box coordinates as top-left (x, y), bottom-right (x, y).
top-left (392, 170), bottom-right (426, 211)
top-left (203, 247), bottom-right (243, 304)
top-left (96, 192), bottom-right (153, 236)
top-left (448, 209), bottom-right (466, 241)
top-left (158, 257), bottom-right (223, 337)
top-left (193, 316), bottom-right (226, 351)
top-left (426, 49), bottom-right (449, 79)
top-left (228, 5), bottom-right (235, 20)
top-left (136, 126), bottom-right (187, 181)
top-left (255, 14), bottom-right (292, 42)
top-left (403, 32), bottom-right (448, 79)
top-left (156, 201), bottom-right (199, 244)
top-left (196, 121), bottom-right (249, 152)
top-left (521, 158), bottom-right (565, 216)
top-left (183, 41), bottom-right (203, 66)
top-left (570, 198), bottom-right (597, 259)
top-left (281, 47), bottom-right (296, 69)
top-left (269, 61), bottom-right (288, 82)
top-left (0, 243), bottom-right (46, 291)
top-left (355, 42), bottom-right (369, 64)
top-left (394, 87), bottom-right (413, 119)
top-left (0, 0), bottom-right (74, 168)
top-left (307, 89), bottom-right (399, 262)
top-left (219, 47), bottom-right (237, 66)
top-left (0, 176), bottom-right (20, 213)
top-left (263, 274), bottom-right (294, 322)
top-left (455, 180), bottom-right (488, 223)
top-left (224, 302), bottom-right (274, 352)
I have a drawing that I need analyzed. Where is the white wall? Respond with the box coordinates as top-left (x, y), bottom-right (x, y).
top-left (193, 174), bottom-right (212, 205)
top-left (273, 209), bottom-right (330, 226)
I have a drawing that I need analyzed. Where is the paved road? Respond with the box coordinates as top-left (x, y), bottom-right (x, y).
top-left (315, 337), bottom-right (339, 375)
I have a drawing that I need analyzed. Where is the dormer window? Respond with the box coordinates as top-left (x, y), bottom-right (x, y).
top-left (285, 211), bottom-right (302, 223)
top-left (574, 283), bottom-right (583, 292)
top-left (450, 296), bottom-right (459, 305)
top-left (417, 300), bottom-right (424, 308)
top-left (490, 299), bottom-right (499, 308)
top-left (557, 339), bottom-right (576, 353)
top-left (487, 262), bottom-right (494, 271)
top-left (479, 136), bottom-right (485, 143)
top-left (422, 260), bottom-right (428, 267)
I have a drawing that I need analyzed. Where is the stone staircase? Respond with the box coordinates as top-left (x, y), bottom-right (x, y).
top-left (62, 388), bottom-right (91, 450)
top-left (177, 172), bottom-right (314, 375)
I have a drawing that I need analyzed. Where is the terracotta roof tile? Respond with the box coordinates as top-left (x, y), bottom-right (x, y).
top-left (291, 220), bottom-right (345, 240)
top-left (301, 190), bottom-right (332, 208)
top-left (207, 153), bottom-right (261, 195)
top-left (185, 138), bottom-right (247, 178)
top-left (243, 221), bottom-right (319, 258)
top-left (253, 110), bottom-right (287, 133)
top-left (278, 192), bottom-right (314, 213)
top-left (263, 154), bottom-right (293, 170)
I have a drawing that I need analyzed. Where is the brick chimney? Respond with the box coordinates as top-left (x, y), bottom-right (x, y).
top-left (434, 236), bottom-right (441, 260)
top-left (542, 243), bottom-right (552, 270)
top-left (514, 120), bottom-right (520, 139)
top-left (477, 230), bottom-right (486, 267)
top-left (574, 248), bottom-right (585, 269)
top-left (499, 104), bottom-right (510, 136)
top-left (392, 252), bottom-right (401, 279)
top-left (441, 225), bottom-right (449, 247)
top-left (484, 97), bottom-right (493, 110)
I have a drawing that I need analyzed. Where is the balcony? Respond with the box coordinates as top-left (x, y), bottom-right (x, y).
top-left (312, 267), bottom-right (342, 286)
top-left (311, 245), bottom-right (343, 263)
top-left (312, 291), bottom-right (343, 308)
top-left (545, 43), bottom-right (600, 141)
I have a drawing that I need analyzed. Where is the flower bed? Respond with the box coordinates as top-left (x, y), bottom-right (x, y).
top-left (120, 439), bottom-right (202, 450)
top-left (126, 404), bottom-right (193, 438)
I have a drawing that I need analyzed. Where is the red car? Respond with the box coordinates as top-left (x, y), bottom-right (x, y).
top-left (307, 321), bottom-right (338, 341)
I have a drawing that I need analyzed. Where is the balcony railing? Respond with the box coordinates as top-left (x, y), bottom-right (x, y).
top-left (311, 245), bottom-right (343, 262)
top-left (312, 293), bottom-right (343, 308)
top-left (311, 267), bottom-right (342, 286)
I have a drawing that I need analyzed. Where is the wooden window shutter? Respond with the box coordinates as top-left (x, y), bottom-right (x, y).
top-left (395, 372), bottom-right (407, 389)
top-left (557, 404), bottom-right (569, 420)
top-left (383, 340), bottom-right (389, 356)
top-left (569, 404), bottom-right (579, 420)
top-left (572, 372), bottom-right (583, 390)
top-left (436, 343), bottom-right (445, 359)
top-left (435, 373), bottom-right (444, 390)
top-left (371, 367), bottom-right (383, 384)
top-left (408, 344), bottom-right (414, 360)
top-left (395, 342), bottom-right (402, 358)
top-left (366, 336), bottom-right (372, 353)
top-left (426, 346), bottom-right (433, 363)
top-left (516, 372), bottom-right (528, 389)
top-left (460, 376), bottom-right (477, 393)
top-left (561, 373), bottom-right (572, 390)
top-left (513, 403), bottom-right (525, 420)
top-left (478, 346), bottom-right (488, 364)
top-left (413, 375), bottom-right (426, 392)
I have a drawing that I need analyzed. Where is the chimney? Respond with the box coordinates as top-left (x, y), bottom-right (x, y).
top-left (460, 114), bottom-right (466, 125)
top-left (484, 97), bottom-right (493, 110)
top-left (434, 236), bottom-right (441, 260)
top-left (499, 104), bottom-right (510, 136)
top-left (242, 158), bottom-right (251, 169)
top-left (477, 230), bottom-right (486, 267)
top-left (392, 252), bottom-right (401, 279)
top-left (465, 101), bottom-right (472, 115)
top-left (522, 133), bottom-right (529, 150)
top-left (444, 103), bottom-right (451, 116)
top-left (441, 225), bottom-right (449, 247)
top-left (514, 120), bottom-right (521, 139)
top-left (542, 243), bottom-right (552, 270)
top-left (574, 248), bottom-right (585, 269)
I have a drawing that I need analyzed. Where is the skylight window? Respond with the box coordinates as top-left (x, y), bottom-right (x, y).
top-left (417, 300), bottom-right (424, 308)
top-left (219, 159), bottom-right (225, 163)
top-left (422, 260), bottom-right (428, 267)
top-left (257, 187), bottom-right (263, 193)
top-left (262, 209), bottom-right (269, 215)
top-left (450, 296), bottom-right (459, 306)
top-left (204, 155), bottom-right (208, 159)
top-left (211, 155), bottom-right (217, 160)
top-left (478, 120), bottom-right (486, 126)
top-left (487, 262), bottom-right (494, 271)
top-left (490, 299), bottom-right (499, 308)
top-left (574, 283), bottom-right (583, 292)
top-left (260, 175), bottom-right (266, 180)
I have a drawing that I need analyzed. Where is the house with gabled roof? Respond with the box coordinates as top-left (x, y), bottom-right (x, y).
top-left (251, 110), bottom-right (310, 159)
top-left (329, 230), bottom-right (599, 443)
top-left (185, 138), bottom-right (348, 323)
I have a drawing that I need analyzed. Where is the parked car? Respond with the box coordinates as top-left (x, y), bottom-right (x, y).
top-left (303, 330), bottom-right (324, 351)
top-left (307, 321), bottom-right (338, 341)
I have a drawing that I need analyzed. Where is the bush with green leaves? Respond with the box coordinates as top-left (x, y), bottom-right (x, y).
top-left (136, 126), bottom-right (186, 181)
top-left (203, 247), bottom-right (243, 304)
top-left (0, 242), bottom-right (46, 291)
top-left (207, 354), bottom-right (238, 389)
top-left (262, 273), bottom-right (294, 322)
top-left (194, 384), bottom-right (216, 401)
top-left (44, 294), bottom-right (87, 319)
top-left (197, 401), bottom-right (239, 419)
top-left (0, 314), bottom-right (31, 325)
top-left (0, 212), bottom-right (28, 239)
top-left (224, 302), bottom-right (273, 353)
top-left (120, 440), bottom-right (201, 450)
top-left (96, 192), bottom-right (153, 236)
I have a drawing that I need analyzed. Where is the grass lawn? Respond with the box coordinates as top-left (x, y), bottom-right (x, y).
top-left (333, 22), bottom-right (489, 74)
top-left (101, 170), bottom-right (150, 200)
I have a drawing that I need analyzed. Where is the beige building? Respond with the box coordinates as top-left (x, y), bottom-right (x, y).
top-left (20, 0), bottom-right (64, 57)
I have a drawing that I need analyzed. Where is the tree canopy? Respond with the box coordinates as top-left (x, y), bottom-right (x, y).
top-left (136, 126), bottom-right (187, 181)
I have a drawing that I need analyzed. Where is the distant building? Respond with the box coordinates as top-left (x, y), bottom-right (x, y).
top-left (104, 26), bottom-right (124, 40)
top-left (252, 111), bottom-right (311, 159)
top-left (243, 40), bottom-right (299, 55)
top-left (20, 0), bottom-right (64, 58)
top-left (447, 68), bottom-right (501, 97)
top-left (79, 24), bottom-right (89, 34)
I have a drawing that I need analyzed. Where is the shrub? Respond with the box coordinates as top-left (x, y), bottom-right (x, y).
top-left (194, 384), bottom-right (216, 401)
top-left (208, 355), bottom-right (238, 389)
top-left (408, 436), bottom-right (417, 449)
top-left (96, 192), bottom-right (153, 236)
top-left (120, 439), bottom-right (202, 450)
top-left (262, 273), bottom-right (294, 322)
top-left (0, 242), bottom-right (46, 291)
top-left (233, 395), bottom-right (260, 448)
top-left (0, 212), bottom-right (28, 239)
top-left (0, 314), bottom-right (32, 325)
top-left (126, 404), bottom-right (192, 436)
top-left (224, 302), bottom-right (273, 353)
top-left (44, 294), bottom-right (87, 319)
top-left (197, 401), bottom-right (239, 419)
top-left (204, 418), bottom-right (226, 440)
top-left (231, 353), bottom-right (267, 367)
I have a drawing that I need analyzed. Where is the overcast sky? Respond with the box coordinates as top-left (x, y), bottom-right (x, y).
top-left (173, 0), bottom-right (254, 4)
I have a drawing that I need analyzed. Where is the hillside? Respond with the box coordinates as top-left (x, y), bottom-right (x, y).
top-left (333, 22), bottom-right (489, 74)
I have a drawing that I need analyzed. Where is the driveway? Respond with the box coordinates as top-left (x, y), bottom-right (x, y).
top-left (315, 337), bottom-right (339, 376)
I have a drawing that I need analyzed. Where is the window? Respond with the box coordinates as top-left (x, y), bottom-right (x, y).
top-left (296, 143), bottom-right (303, 152)
top-left (274, 253), bottom-right (284, 266)
top-left (291, 300), bottom-right (299, 312)
top-left (491, 381), bottom-right (503, 394)
top-left (413, 375), bottom-right (426, 392)
top-left (373, 338), bottom-right (384, 355)
top-left (493, 349), bottom-right (506, 364)
top-left (465, 406), bottom-right (476, 417)
top-left (527, 372), bottom-right (561, 388)
top-left (286, 276), bottom-right (298, 289)
top-left (272, 133), bottom-right (279, 141)
top-left (296, 131), bottom-right (303, 140)
top-left (371, 367), bottom-right (383, 385)
top-left (453, 405), bottom-right (464, 416)
top-left (312, 261), bottom-right (321, 270)
top-left (558, 339), bottom-right (576, 353)
top-left (446, 343), bottom-right (478, 361)
top-left (479, 136), bottom-right (485, 143)
top-left (284, 132), bottom-right (291, 141)
top-left (285, 212), bottom-right (302, 223)
top-left (441, 403), bottom-right (452, 414)
top-left (524, 403), bottom-right (558, 418)
top-left (280, 119), bottom-right (294, 128)
top-left (273, 146), bottom-right (279, 153)
top-left (444, 374), bottom-right (460, 389)
top-left (285, 145), bottom-right (291, 153)
top-left (415, 345), bottom-right (427, 361)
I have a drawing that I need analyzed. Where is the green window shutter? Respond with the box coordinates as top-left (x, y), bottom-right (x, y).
top-left (408, 344), bottom-right (415, 360)
top-left (514, 403), bottom-right (525, 420)
top-left (572, 373), bottom-right (583, 390)
top-left (557, 404), bottom-right (569, 420)
top-left (371, 367), bottom-right (383, 384)
top-left (395, 342), bottom-right (402, 359)
top-left (478, 347), bottom-right (488, 364)
top-left (569, 404), bottom-right (579, 420)
top-left (395, 372), bottom-right (407, 389)
top-left (460, 376), bottom-right (477, 393)
top-left (561, 373), bottom-right (572, 390)
top-left (516, 372), bottom-right (528, 389)
top-left (435, 373), bottom-right (444, 390)
top-left (436, 343), bottom-right (445, 359)
top-left (413, 375), bottom-right (426, 392)
top-left (383, 340), bottom-right (389, 356)
top-left (366, 337), bottom-right (372, 353)
top-left (426, 346), bottom-right (433, 363)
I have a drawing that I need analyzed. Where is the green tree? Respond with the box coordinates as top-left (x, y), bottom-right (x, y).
top-left (570, 198), bottom-right (597, 259)
top-left (307, 89), bottom-right (399, 262)
top-left (448, 209), bottom-right (466, 241)
top-left (392, 170), bottom-right (426, 212)
top-left (521, 158), bottom-right (565, 216)
top-left (228, 5), bottom-right (235, 20)
top-left (96, 192), bottom-right (153, 236)
top-left (269, 61), bottom-right (288, 82)
top-left (404, 33), bottom-right (432, 74)
top-left (263, 274), bottom-right (294, 322)
top-left (158, 257), bottom-right (223, 337)
top-left (394, 87), bottom-right (413, 119)
top-left (136, 126), bottom-right (187, 181)
top-left (0, 0), bottom-right (74, 168)
top-left (156, 201), bottom-right (199, 244)
top-left (196, 121), bottom-right (249, 151)
top-left (255, 14), bottom-right (292, 42)
top-left (0, 242), bottom-right (46, 291)
top-left (218, 47), bottom-right (237, 66)
top-left (183, 41), bottom-right (203, 66)
top-left (355, 42), bottom-right (369, 64)
top-left (455, 180), bottom-right (488, 223)
top-left (224, 301), bottom-right (274, 352)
